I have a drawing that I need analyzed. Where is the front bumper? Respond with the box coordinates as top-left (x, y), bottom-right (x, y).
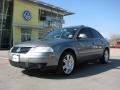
top-left (9, 60), bottom-right (46, 69)
top-left (9, 52), bottom-right (56, 69)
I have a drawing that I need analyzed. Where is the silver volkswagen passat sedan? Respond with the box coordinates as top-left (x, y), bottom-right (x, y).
top-left (9, 25), bottom-right (110, 75)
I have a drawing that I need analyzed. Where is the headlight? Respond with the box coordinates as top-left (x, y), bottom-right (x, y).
top-left (30, 47), bottom-right (54, 53)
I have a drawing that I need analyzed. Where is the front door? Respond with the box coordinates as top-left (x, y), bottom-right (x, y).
top-left (76, 28), bottom-right (95, 62)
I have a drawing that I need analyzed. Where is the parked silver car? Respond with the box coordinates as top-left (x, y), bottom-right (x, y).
top-left (9, 25), bottom-right (110, 75)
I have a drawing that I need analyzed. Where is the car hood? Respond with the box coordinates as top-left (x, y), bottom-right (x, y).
top-left (15, 39), bottom-right (73, 47)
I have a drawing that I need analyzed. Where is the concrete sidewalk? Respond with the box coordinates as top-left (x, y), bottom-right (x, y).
top-left (0, 49), bottom-right (120, 90)
top-left (110, 48), bottom-right (120, 57)
top-left (0, 50), bottom-right (9, 58)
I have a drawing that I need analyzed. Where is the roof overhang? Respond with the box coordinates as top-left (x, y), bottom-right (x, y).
top-left (22, 0), bottom-right (74, 16)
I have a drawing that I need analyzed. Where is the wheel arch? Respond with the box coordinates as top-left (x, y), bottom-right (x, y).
top-left (59, 48), bottom-right (77, 63)
top-left (56, 48), bottom-right (77, 75)
top-left (104, 47), bottom-right (110, 54)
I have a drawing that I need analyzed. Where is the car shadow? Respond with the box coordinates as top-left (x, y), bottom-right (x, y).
top-left (22, 58), bottom-right (120, 79)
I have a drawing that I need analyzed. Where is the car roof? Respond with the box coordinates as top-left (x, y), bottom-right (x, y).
top-left (64, 25), bottom-right (85, 29)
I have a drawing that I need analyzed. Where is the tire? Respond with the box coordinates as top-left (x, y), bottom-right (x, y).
top-left (99, 49), bottom-right (109, 64)
top-left (57, 51), bottom-right (75, 76)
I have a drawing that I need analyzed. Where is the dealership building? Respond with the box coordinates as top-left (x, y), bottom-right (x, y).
top-left (0, 0), bottom-right (73, 49)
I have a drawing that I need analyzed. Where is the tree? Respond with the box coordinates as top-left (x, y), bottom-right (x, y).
top-left (109, 33), bottom-right (120, 45)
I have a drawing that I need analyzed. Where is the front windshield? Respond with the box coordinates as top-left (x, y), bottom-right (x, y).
top-left (44, 28), bottom-right (79, 39)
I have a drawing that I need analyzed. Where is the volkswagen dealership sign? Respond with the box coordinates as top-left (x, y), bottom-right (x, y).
top-left (23, 10), bottom-right (32, 21)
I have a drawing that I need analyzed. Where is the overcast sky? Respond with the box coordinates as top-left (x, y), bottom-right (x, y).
top-left (40, 0), bottom-right (120, 38)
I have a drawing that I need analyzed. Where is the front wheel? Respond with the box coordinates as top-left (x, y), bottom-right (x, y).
top-left (57, 52), bottom-right (75, 76)
top-left (99, 49), bottom-right (109, 64)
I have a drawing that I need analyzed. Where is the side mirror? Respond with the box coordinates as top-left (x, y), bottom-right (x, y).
top-left (68, 35), bottom-right (73, 39)
top-left (78, 33), bottom-right (87, 39)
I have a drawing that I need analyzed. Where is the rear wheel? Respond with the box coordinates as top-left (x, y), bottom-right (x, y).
top-left (99, 49), bottom-right (109, 64)
top-left (57, 51), bottom-right (75, 76)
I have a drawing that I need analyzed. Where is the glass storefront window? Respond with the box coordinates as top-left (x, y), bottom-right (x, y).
top-left (21, 29), bottom-right (32, 42)
top-left (0, 0), bottom-right (3, 14)
top-left (0, 0), bottom-right (13, 48)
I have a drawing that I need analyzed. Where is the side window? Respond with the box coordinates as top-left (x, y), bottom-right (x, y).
top-left (91, 29), bottom-right (104, 38)
top-left (78, 28), bottom-right (93, 38)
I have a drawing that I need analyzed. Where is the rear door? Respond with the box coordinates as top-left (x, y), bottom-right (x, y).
top-left (90, 29), bottom-right (105, 58)
top-left (76, 28), bottom-right (95, 62)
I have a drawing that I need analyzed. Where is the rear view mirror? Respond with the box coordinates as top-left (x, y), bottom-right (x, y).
top-left (78, 33), bottom-right (87, 39)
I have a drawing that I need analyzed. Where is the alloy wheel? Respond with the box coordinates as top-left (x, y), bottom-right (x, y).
top-left (62, 54), bottom-right (75, 75)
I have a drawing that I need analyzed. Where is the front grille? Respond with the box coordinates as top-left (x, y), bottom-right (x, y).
top-left (11, 47), bottom-right (31, 53)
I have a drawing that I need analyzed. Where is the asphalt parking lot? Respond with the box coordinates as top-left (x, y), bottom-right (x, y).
top-left (0, 48), bottom-right (120, 90)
